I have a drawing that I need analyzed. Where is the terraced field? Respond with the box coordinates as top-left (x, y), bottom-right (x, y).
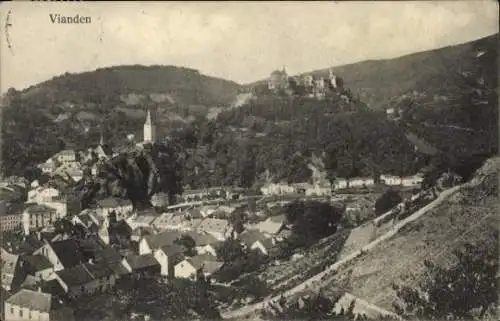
top-left (261, 229), bottom-right (351, 294)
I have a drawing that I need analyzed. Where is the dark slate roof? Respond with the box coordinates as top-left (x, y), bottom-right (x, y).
top-left (159, 244), bottom-right (185, 257)
top-left (23, 255), bottom-right (53, 271)
top-left (238, 230), bottom-right (269, 247)
top-left (40, 279), bottom-right (66, 298)
top-left (78, 238), bottom-right (122, 263)
top-left (5, 289), bottom-right (53, 312)
top-left (125, 254), bottom-right (160, 271)
top-left (257, 237), bottom-right (275, 250)
top-left (85, 262), bottom-right (115, 279)
top-left (49, 239), bottom-right (85, 269)
top-left (99, 247), bottom-right (122, 264)
top-left (20, 274), bottom-right (38, 288)
top-left (56, 264), bottom-right (93, 286)
top-left (269, 214), bottom-right (287, 223)
top-left (18, 236), bottom-right (45, 255)
top-left (97, 197), bottom-right (132, 208)
top-left (111, 261), bottom-right (130, 277)
top-left (24, 204), bottom-right (57, 216)
top-left (56, 262), bottom-right (113, 287)
top-left (186, 254), bottom-right (223, 273)
top-left (183, 231), bottom-right (219, 247)
top-left (158, 244), bottom-right (185, 265)
top-left (144, 230), bottom-right (182, 249)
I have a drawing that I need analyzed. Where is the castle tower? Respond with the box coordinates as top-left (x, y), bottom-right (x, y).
top-left (143, 107), bottom-right (156, 143)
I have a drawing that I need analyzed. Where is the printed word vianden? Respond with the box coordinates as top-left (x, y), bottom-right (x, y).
top-left (49, 14), bottom-right (92, 24)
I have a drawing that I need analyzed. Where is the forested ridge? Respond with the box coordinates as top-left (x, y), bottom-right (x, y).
top-left (1, 34), bottom-right (497, 193)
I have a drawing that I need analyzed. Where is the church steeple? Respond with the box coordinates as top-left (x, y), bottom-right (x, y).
top-left (99, 124), bottom-right (104, 146)
top-left (143, 107), bottom-right (156, 143)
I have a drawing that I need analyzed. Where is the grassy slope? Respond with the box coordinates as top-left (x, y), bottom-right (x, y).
top-left (323, 157), bottom-right (499, 312)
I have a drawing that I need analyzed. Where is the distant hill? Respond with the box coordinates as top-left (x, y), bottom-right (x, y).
top-left (247, 33), bottom-right (498, 110)
top-left (0, 65), bottom-right (242, 176)
top-left (21, 65), bottom-right (241, 108)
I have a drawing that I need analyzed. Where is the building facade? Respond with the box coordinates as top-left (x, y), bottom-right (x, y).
top-left (4, 289), bottom-right (75, 321)
top-left (22, 204), bottom-right (60, 235)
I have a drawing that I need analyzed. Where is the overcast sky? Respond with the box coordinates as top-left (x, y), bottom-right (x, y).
top-left (0, 1), bottom-right (498, 91)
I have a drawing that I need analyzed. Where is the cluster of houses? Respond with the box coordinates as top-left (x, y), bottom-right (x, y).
top-left (0, 182), bottom-right (82, 236)
top-left (259, 174), bottom-right (424, 197)
top-left (1, 180), bottom-right (291, 321)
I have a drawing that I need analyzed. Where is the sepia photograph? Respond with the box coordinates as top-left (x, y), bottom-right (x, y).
top-left (0, 1), bottom-right (498, 321)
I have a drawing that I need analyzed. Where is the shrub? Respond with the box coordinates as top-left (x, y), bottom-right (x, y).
top-left (393, 235), bottom-right (498, 320)
top-left (375, 189), bottom-right (402, 215)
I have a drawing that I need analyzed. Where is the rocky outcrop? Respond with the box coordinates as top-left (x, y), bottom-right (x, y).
top-left (74, 142), bottom-right (183, 210)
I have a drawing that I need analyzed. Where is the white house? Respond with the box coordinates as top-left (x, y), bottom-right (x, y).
top-left (238, 230), bottom-right (275, 256)
top-left (53, 150), bottom-right (77, 165)
top-left (38, 158), bottom-right (58, 174)
top-left (28, 187), bottom-right (60, 204)
top-left (196, 218), bottom-right (232, 241)
top-left (1, 248), bottom-right (22, 291)
top-left (153, 244), bottom-right (185, 277)
top-left (53, 162), bottom-right (84, 182)
top-left (151, 213), bottom-right (187, 231)
top-left (380, 175), bottom-right (402, 186)
top-left (305, 184), bottom-right (331, 197)
top-left (121, 254), bottom-right (160, 278)
top-left (28, 187), bottom-right (79, 218)
top-left (260, 183), bottom-right (296, 196)
top-left (251, 215), bottom-right (286, 236)
top-left (71, 209), bottom-right (100, 230)
top-left (4, 289), bottom-right (75, 321)
top-left (22, 204), bottom-right (60, 235)
top-left (174, 254), bottom-right (223, 280)
top-left (125, 214), bottom-right (157, 230)
top-left (402, 174), bottom-right (424, 187)
top-left (333, 179), bottom-right (349, 190)
top-left (199, 206), bottom-right (217, 218)
top-left (95, 197), bottom-right (133, 220)
top-left (349, 177), bottom-right (375, 188)
top-left (138, 230), bottom-right (183, 255)
top-left (184, 231), bottom-right (220, 256)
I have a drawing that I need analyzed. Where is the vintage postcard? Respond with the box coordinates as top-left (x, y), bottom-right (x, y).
top-left (0, 1), bottom-right (498, 321)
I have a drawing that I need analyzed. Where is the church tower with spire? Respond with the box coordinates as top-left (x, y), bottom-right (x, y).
top-left (143, 107), bottom-right (156, 143)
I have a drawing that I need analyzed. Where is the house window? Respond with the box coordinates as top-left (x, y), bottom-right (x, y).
top-left (10, 307), bottom-right (14, 315)
top-left (81, 286), bottom-right (85, 293)
top-left (19, 309), bottom-right (23, 317)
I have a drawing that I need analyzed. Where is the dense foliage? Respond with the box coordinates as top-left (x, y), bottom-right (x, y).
top-left (374, 189), bottom-right (402, 215)
top-left (74, 277), bottom-right (221, 321)
top-left (284, 200), bottom-right (343, 247)
top-left (393, 233), bottom-right (499, 320)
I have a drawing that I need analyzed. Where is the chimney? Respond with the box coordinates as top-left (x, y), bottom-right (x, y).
top-left (88, 258), bottom-right (94, 265)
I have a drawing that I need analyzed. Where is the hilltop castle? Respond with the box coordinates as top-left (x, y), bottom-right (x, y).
top-left (267, 67), bottom-right (344, 99)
